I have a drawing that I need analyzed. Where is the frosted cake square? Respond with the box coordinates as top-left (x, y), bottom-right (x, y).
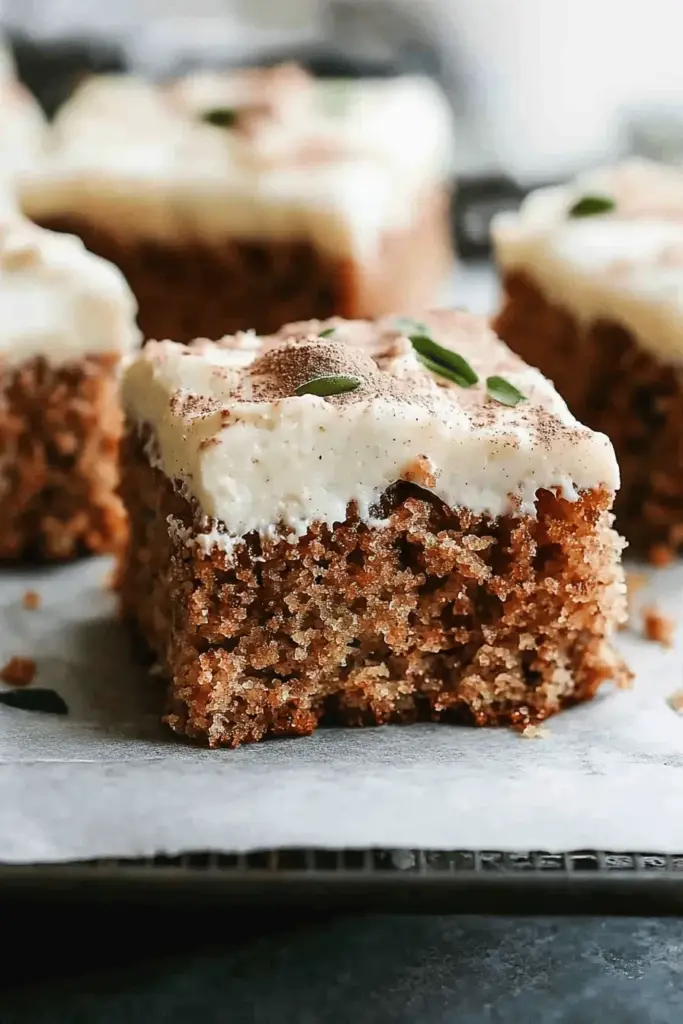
top-left (494, 158), bottom-right (683, 560)
top-left (0, 218), bottom-right (140, 559)
top-left (119, 310), bottom-right (627, 747)
top-left (21, 65), bottom-right (455, 342)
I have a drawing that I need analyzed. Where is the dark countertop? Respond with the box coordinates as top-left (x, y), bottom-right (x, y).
top-left (2, 907), bottom-right (683, 1023)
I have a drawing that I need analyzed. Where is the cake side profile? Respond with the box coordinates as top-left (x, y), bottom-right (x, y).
top-left (20, 65), bottom-right (455, 341)
top-left (0, 218), bottom-right (140, 559)
top-left (119, 310), bottom-right (628, 748)
top-left (493, 158), bottom-right (683, 559)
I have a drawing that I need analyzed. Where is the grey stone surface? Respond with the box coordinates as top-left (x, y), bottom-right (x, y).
top-left (2, 913), bottom-right (683, 1023)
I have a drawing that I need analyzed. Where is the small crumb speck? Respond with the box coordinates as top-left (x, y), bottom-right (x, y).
top-left (521, 723), bottom-right (550, 740)
top-left (667, 690), bottom-right (683, 714)
top-left (22, 591), bottom-right (40, 611)
top-left (0, 656), bottom-right (36, 687)
top-left (642, 605), bottom-right (675, 648)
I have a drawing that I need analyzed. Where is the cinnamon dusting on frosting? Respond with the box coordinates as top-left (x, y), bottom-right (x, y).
top-left (123, 310), bottom-right (620, 541)
top-left (240, 336), bottom-right (385, 403)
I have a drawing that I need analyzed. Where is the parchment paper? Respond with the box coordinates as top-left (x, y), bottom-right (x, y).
top-left (0, 555), bottom-right (682, 863)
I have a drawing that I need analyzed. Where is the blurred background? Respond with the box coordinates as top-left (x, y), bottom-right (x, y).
top-left (4, 0), bottom-right (683, 262)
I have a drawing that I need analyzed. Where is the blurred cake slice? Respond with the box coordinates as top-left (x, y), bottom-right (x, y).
top-left (119, 309), bottom-right (627, 747)
top-left (0, 63), bottom-right (45, 204)
top-left (493, 158), bottom-right (683, 559)
top-left (20, 65), bottom-right (455, 342)
top-left (0, 218), bottom-right (140, 558)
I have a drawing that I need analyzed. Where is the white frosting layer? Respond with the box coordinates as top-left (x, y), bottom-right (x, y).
top-left (0, 218), bottom-right (141, 367)
top-left (493, 159), bottom-right (683, 365)
top-left (20, 68), bottom-right (455, 259)
top-left (123, 311), bottom-right (619, 543)
top-left (0, 79), bottom-right (46, 202)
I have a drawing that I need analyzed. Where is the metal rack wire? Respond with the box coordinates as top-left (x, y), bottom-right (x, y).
top-left (3, 850), bottom-right (683, 913)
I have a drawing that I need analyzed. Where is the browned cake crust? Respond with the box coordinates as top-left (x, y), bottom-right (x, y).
top-left (120, 430), bottom-right (628, 748)
top-left (37, 189), bottom-right (452, 343)
top-left (0, 354), bottom-right (127, 559)
top-left (494, 271), bottom-right (683, 560)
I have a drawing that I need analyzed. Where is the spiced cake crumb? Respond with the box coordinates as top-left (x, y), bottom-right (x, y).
top-left (22, 590), bottom-right (40, 610)
top-left (642, 606), bottom-right (675, 647)
top-left (0, 656), bottom-right (36, 686)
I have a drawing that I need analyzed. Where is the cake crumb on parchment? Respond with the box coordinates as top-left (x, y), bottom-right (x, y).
top-left (521, 723), bottom-right (551, 740)
top-left (0, 656), bottom-right (36, 687)
top-left (642, 605), bottom-right (675, 648)
top-left (22, 590), bottom-right (40, 610)
top-left (667, 690), bottom-right (683, 714)
top-left (667, 688), bottom-right (683, 712)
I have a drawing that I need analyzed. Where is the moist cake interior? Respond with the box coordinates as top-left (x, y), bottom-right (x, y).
top-left (121, 433), bottom-right (626, 747)
top-left (0, 354), bottom-right (126, 560)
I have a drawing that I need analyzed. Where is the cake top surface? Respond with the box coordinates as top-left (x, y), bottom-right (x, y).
top-left (0, 217), bottom-right (141, 366)
top-left (20, 65), bottom-right (454, 254)
top-left (123, 310), bottom-right (619, 542)
top-left (493, 158), bottom-right (683, 363)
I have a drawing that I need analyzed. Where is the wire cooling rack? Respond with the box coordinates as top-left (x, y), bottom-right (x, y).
top-left (2, 850), bottom-right (683, 914)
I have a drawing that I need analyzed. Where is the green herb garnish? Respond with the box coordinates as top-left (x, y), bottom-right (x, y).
top-left (415, 354), bottom-right (474, 388)
top-left (295, 374), bottom-right (360, 397)
top-left (486, 375), bottom-right (526, 407)
top-left (410, 333), bottom-right (479, 388)
top-left (568, 194), bottom-right (615, 218)
top-left (201, 107), bottom-right (238, 128)
top-left (318, 327), bottom-right (336, 338)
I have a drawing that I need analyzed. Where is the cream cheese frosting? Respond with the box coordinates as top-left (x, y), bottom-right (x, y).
top-left (493, 158), bottom-right (683, 366)
top-left (0, 217), bottom-right (141, 367)
top-left (0, 79), bottom-right (46, 203)
top-left (122, 310), bottom-right (619, 543)
top-left (20, 66), bottom-right (455, 259)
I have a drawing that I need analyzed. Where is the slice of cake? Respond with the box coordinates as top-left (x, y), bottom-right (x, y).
top-left (119, 309), bottom-right (628, 748)
top-left (493, 158), bottom-right (683, 560)
top-left (0, 217), bottom-right (140, 559)
top-left (20, 65), bottom-right (455, 342)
